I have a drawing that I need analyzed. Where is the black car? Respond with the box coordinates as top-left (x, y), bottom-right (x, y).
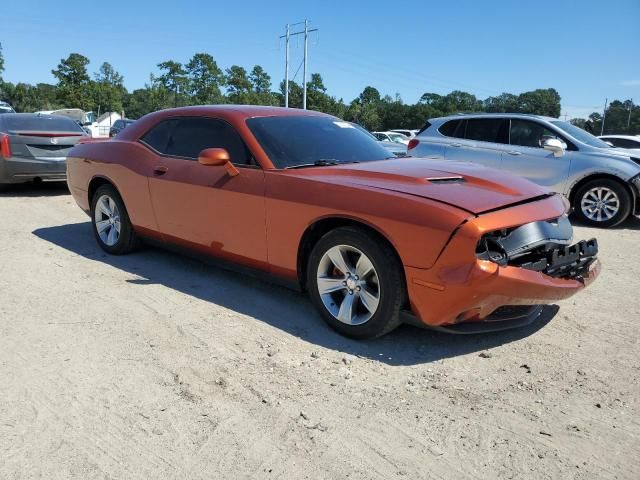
top-left (109, 119), bottom-right (136, 137)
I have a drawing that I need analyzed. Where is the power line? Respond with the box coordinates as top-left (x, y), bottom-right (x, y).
top-left (280, 20), bottom-right (318, 109)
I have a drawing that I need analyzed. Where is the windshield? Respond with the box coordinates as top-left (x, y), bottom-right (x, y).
top-left (550, 121), bottom-right (611, 149)
top-left (388, 133), bottom-right (408, 143)
top-left (246, 116), bottom-right (392, 168)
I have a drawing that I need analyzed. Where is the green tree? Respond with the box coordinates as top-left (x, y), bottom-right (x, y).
top-left (249, 65), bottom-right (271, 94)
top-left (249, 65), bottom-right (276, 105)
top-left (279, 79), bottom-right (303, 108)
top-left (517, 88), bottom-right (561, 117)
top-left (157, 60), bottom-right (188, 107)
top-left (92, 62), bottom-right (125, 114)
top-left (123, 74), bottom-right (172, 118)
top-left (226, 65), bottom-right (252, 104)
top-left (483, 93), bottom-right (520, 113)
top-left (51, 53), bottom-right (91, 109)
top-left (186, 53), bottom-right (224, 105)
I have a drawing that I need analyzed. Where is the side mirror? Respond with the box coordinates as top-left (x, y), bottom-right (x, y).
top-left (198, 148), bottom-right (239, 176)
top-left (542, 138), bottom-right (566, 157)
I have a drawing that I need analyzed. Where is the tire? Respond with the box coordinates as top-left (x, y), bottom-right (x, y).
top-left (573, 178), bottom-right (631, 228)
top-left (306, 227), bottom-right (406, 339)
top-left (90, 184), bottom-right (137, 254)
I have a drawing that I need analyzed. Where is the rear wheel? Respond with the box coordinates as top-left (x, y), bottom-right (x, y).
top-left (306, 227), bottom-right (406, 339)
top-left (90, 184), bottom-right (137, 254)
top-left (573, 178), bottom-right (631, 228)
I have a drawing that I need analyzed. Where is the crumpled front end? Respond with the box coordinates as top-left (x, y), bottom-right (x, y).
top-left (475, 214), bottom-right (598, 283)
top-left (404, 194), bottom-right (600, 332)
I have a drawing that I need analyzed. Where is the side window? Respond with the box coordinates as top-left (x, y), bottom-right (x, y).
top-left (438, 119), bottom-right (465, 138)
top-left (142, 117), bottom-right (252, 165)
top-left (140, 118), bottom-right (178, 153)
top-left (510, 119), bottom-right (565, 149)
top-left (609, 138), bottom-right (640, 149)
top-left (465, 118), bottom-right (508, 144)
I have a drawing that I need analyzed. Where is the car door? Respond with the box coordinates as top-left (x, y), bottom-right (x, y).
top-left (143, 116), bottom-right (268, 270)
top-left (443, 118), bottom-right (510, 169)
top-left (501, 119), bottom-right (571, 192)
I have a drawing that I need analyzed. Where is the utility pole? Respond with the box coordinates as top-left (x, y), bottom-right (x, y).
top-left (303, 20), bottom-right (308, 110)
top-left (284, 24), bottom-right (289, 108)
top-left (601, 97), bottom-right (608, 136)
top-left (279, 20), bottom-right (318, 109)
top-left (628, 99), bottom-right (633, 131)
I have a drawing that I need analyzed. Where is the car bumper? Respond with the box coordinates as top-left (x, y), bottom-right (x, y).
top-left (404, 195), bottom-right (600, 330)
top-left (0, 156), bottom-right (67, 183)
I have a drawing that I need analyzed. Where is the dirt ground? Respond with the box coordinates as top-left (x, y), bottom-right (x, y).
top-left (0, 183), bottom-right (638, 480)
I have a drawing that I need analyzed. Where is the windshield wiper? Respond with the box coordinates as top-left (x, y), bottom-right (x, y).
top-left (285, 159), bottom-right (359, 169)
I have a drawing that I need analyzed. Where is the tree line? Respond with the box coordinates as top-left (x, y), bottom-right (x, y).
top-left (0, 45), bottom-right (638, 135)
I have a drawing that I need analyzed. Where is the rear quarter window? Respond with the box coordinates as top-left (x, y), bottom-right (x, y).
top-left (438, 119), bottom-right (465, 138)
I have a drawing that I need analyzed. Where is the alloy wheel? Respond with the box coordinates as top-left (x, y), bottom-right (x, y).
top-left (95, 194), bottom-right (121, 246)
top-left (316, 245), bottom-right (380, 325)
top-left (580, 187), bottom-right (620, 222)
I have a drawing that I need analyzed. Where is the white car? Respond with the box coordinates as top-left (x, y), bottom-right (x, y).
top-left (598, 135), bottom-right (640, 154)
top-left (373, 131), bottom-right (409, 145)
top-left (390, 129), bottom-right (418, 138)
top-left (0, 101), bottom-right (15, 114)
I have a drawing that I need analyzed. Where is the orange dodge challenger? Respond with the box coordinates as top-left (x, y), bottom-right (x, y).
top-left (66, 106), bottom-right (600, 338)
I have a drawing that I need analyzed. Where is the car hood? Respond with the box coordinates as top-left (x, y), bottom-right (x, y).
top-left (292, 157), bottom-right (551, 214)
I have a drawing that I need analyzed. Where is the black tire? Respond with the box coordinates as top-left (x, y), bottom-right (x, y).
top-left (90, 184), bottom-right (137, 254)
top-left (573, 178), bottom-right (631, 228)
top-left (306, 227), bottom-right (406, 339)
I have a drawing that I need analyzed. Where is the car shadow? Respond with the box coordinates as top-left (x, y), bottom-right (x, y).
top-left (0, 182), bottom-right (69, 197)
top-left (33, 222), bottom-right (558, 366)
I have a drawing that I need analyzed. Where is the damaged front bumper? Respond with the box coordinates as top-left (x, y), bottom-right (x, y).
top-left (476, 215), bottom-right (599, 283)
top-left (404, 194), bottom-right (600, 331)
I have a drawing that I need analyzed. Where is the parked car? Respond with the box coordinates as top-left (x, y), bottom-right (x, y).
top-left (390, 129), bottom-right (418, 138)
top-left (409, 113), bottom-right (640, 227)
top-left (350, 123), bottom-right (406, 156)
top-left (66, 106), bottom-right (599, 339)
top-left (598, 135), bottom-right (640, 154)
top-left (373, 131), bottom-right (410, 145)
top-left (0, 113), bottom-right (87, 189)
top-left (109, 119), bottom-right (136, 137)
top-left (0, 101), bottom-right (16, 114)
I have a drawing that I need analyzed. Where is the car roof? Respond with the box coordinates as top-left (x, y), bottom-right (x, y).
top-left (428, 112), bottom-right (559, 123)
top-left (118, 105), bottom-right (334, 142)
top-left (599, 134), bottom-right (640, 140)
top-left (145, 105), bottom-right (330, 120)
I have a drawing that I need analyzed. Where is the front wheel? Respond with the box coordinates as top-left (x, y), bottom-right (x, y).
top-left (90, 184), bottom-right (137, 254)
top-left (306, 227), bottom-right (406, 339)
top-left (573, 178), bottom-right (631, 228)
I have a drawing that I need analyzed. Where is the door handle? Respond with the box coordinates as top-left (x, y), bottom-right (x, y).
top-left (450, 143), bottom-right (463, 147)
top-left (153, 166), bottom-right (168, 175)
top-left (507, 151), bottom-right (522, 156)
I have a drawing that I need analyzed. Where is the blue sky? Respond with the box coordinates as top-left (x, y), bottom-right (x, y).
top-left (1, 0), bottom-right (639, 119)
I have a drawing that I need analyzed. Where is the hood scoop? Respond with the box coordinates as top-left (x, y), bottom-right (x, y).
top-left (425, 176), bottom-right (465, 184)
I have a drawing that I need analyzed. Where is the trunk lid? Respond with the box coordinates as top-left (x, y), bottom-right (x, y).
top-left (8, 131), bottom-right (84, 160)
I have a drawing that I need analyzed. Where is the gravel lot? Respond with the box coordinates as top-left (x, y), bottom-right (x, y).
top-left (0, 183), bottom-right (638, 480)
